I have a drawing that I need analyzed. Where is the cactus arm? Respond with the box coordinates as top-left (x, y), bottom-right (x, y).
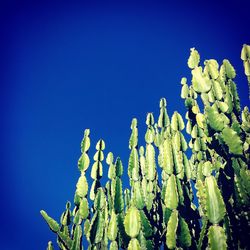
top-left (178, 216), bottom-right (192, 248)
top-left (75, 175), bottom-right (88, 198)
top-left (88, 209), bottom-right (105, 245)
top-left (109, 241), bottom-right (118, 250)
top-left (78, 198), bottom-right (89, 220)
top-left (46, 241), bottom-right (54, 250)
top-left (78, 129), bottom-right (91, 172)
top-left (187, 48), bottom-right (200, 69)
top-left (166, 210), bottom-right (178, 249)
top-left (83, 219), bottom-right (90, 239)
top-left (139, 210), bottom-right (153, 238)
top-left (70, 225), bottom-right (83, 250)
top-left (207, 225), bottom-right (227, 250)
top-left (107, 210), bottom-right (118, 241)
top-left (128, 119), bottom-right (139, 182)
top-left (127, 238), bottom-right (140, 250)
top-left (132, 181), bottom-right (144, 209)
top-left (71, 129), bottom-right (92, 247)
top-left (221, 127), bottom-right (243, 155)
top-left (57, 231), bottom-right (73, 250)
top-left (107, 155), bottom-right (126, 249)
top-left (241, 44), bottom-right (250, 98)
top-left (90, 139), bottom-right (105, 201)
top-left (40, 208), bottom-right (73, 250)
top-left (197, 218), bottom-right (207, 250)
top-left (164, 174), bottom-right (179, 210)
top-left (181, 77), bottom-right (190, 99)
top-left (40, 210), bottom-right (60, 233)
top-left (192, 66), bottom-right (212, 93)
top-left (160, 137), bottom-right (174, 174)
top-left (158, 98), bottom-right (170, 129)
top-left (205, 176), bottom-right (226, 224)
top-left (124, 206), bottom-right (141, 238)
top-left (145, 144), bottom-right (156, 181)
top-left (206, 105), bottom-right (229, 132)
top-left (114, 164), bottom-right (124, 213)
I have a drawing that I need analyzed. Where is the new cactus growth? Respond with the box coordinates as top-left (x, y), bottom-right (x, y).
top-left (41, 45), bottom-right (250, 249)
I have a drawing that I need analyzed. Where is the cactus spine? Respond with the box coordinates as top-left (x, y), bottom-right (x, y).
top-left (41, 45), bottom-right (250, 249)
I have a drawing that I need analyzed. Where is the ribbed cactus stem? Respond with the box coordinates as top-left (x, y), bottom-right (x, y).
top-left (72, 129), bottom-right (91, 247)
top-left (60, 201), bottom-right (71, 240)
top-left (107, 154), bottom-right (126, 248)
top-left (106, 152), bottom-right (115, 211)
top-left (90, 139), bottom-right (105, 201)
top-left (145, 113), bottom-right (156, 181)
top-left (46, 241), bottom-right (54, 250)
top-left (128, 118), bottom-right (140, 184)
top-left (158, 98), bottom-right (170, 143)
top-left (124, 206), bottom-right (141, 249)
top-left (241, 44), bottom-right (250, 99)
top-left (87, 187), bottom-right (108, 248)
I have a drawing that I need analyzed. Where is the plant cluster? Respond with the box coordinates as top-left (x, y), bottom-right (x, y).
top-left (41, 45), bottom-right (250, 250)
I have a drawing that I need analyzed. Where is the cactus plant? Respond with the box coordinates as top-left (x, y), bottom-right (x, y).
top-left (41, 45), bottom-right (250, 249)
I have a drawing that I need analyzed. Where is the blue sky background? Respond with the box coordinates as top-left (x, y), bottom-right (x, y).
top-left (0, 0), bottom-right (249, 249)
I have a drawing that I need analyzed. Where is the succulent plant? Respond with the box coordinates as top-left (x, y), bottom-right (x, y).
top-left (241, 44), bottom-right (250, 98)
top-left (41, 45), bottom-right (250, 249)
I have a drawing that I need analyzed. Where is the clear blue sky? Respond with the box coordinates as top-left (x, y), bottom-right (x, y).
top-left (0, 0), bottom-right (249, 249)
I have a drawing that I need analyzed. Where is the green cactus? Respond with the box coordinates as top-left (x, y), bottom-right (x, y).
top-left (41, 45), bottom-right (250, 249)
top-left (47, 241), bottom-right (54, 250)
top-left (241, 44), bottom-right (250, 98)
